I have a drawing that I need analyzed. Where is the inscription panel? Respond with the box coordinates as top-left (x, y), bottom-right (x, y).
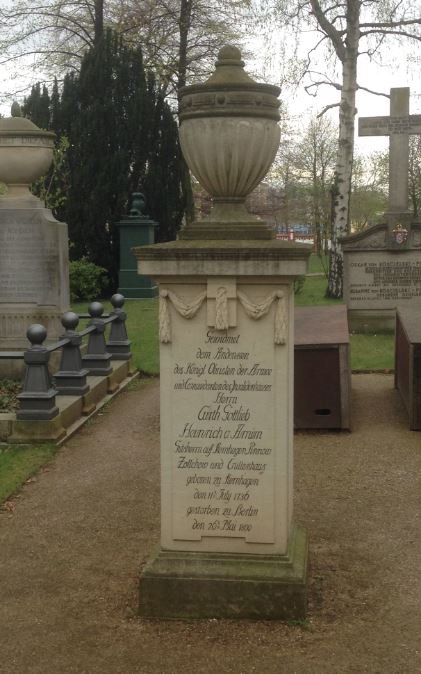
top-left (345, 251), bottom-right (421, 309)
top-left (0, 224), bottom-right (59, 303)
top-left (359, 115), bottom-right (421, 136)
top-left (160, 282), bottom-right (291, 555)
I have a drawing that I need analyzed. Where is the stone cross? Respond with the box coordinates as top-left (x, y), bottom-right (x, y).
top-left (359, 87), bottom-right (421, 217)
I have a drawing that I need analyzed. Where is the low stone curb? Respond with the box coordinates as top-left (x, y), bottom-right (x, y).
top-left (0, 359), bottom-right (138, 444)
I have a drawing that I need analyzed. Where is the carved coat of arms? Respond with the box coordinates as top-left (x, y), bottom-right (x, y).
top-left (392, 224), bottom-right (409, 245)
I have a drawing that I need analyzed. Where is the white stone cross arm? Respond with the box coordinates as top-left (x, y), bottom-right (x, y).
top-left (358, 87), bottom-right (421, 215)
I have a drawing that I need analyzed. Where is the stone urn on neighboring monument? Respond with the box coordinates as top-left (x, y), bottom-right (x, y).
top-left (0, 102), bottom-right (55, 203)
top-left (0, 104), bottom-right (69, 377)
top-left (178, 45), bottom-right (281, 240)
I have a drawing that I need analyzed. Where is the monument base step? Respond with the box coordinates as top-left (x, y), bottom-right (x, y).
top-left (138, 523), bottom-right (308, 620)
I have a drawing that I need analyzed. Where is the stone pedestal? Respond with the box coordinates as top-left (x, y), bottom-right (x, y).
top-left (0, 199), bottom-right (69, 377)
top-left (117, 193), bottom-right (158, 299)
top-left (0, 106), bottom-right (69, 378)
top-left (135, 240), bottom-right (310, 618)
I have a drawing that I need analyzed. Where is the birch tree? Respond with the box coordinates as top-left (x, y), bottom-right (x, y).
top-left (408, 136), bottom-right (421, 218)
top-left (259, 0), bottom-right (421, 297)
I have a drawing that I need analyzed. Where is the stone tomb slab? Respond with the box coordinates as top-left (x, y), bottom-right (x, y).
top-left (294, 305), bottom-right (351, 430)
top-left (395, 307), bottom-right (421, 430)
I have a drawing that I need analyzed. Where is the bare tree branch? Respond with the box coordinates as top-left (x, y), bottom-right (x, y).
top-left (357, 85), bottom-right (390, 98)
top-left (360, 28), bottom-right (421, 40)
top-left (309, 0), bottom-right (346, 61)
top-left (360, 18), bottom-right (421, 29)
top-left (317, 102), bottom-right (340, 117)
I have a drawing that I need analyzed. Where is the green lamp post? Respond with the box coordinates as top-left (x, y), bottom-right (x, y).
top-left (117, 193), bottom-right (158, 298)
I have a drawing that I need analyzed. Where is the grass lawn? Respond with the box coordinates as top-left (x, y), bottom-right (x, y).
top-left (0, 443), bottom-right (58, 504)
top-left (0, 255), bottom-right (395, 505)
top-left (72, 298), bottom-right (160, 375)
top-left (350, 332), bottom-right (395, 370)
top-left (307, 252), bottom-right (329, 275)
top-left (295, 275), bottom-right (342, 307)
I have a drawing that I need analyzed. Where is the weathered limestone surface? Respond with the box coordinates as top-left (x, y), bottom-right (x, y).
top-left (135, 241), bottom-right (310, 618)
top-left (0, 109), bottom-right (70, 376)
top-left (0, 203), bottom-right (69, 378)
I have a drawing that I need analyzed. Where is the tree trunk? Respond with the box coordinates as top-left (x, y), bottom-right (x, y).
top-left (94, 0), bottom-right (104, 46)
top-left (178, 0), bottom-right (195, 225)
top-left (326, 1), bottom-right (359, 298)
top-left (312, 148), bottom-right (321, 253)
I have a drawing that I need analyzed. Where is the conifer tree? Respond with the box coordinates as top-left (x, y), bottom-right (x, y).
top-left (21, 30), bottom-right (184, 288)
top-left (22, 83), bottom-right (51, 129)
top-left (59, 30), bottom-right (183, 286)
top-left (60, 31), bottom-right (145, 284)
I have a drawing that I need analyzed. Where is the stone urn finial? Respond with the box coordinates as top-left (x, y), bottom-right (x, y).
top-left (178, 45), bottom-right (281, 240)
top-left (0, 106), bottom-right (55, 203)
top-left (129, 192), bottom-right (146, 216)
top-left (11, 101), bottom-right (22, 117)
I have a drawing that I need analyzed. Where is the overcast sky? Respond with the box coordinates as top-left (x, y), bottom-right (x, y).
top-left (1, 17), bottom-right (421, 157)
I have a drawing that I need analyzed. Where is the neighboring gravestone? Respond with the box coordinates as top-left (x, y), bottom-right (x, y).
top-left (117, 192), bottom-right (158, 298)
top-left (343, 87), bottom-right (421, 331)
top-left (0, 105), bottom-right (69, 376)
top-left (135, 46), bottom-right (310, 619)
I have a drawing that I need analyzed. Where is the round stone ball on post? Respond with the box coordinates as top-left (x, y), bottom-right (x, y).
top-left (81, 302), bottom-right (113, 376)
top-left (17, 324), bottom-right (59, 420)
top-left (54, 312), bottom-right (90, 396)
top-left (107, 294), bottom-right (132, 361)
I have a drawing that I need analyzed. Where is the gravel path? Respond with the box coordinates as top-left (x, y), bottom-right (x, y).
top-left (0, 374), bottom-right (420, 674)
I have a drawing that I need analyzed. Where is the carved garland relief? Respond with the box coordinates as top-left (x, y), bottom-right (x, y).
top-left (159, 283), bottom-right (287, 345)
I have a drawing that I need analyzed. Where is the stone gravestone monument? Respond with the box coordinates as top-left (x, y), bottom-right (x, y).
top-left (343, 87), bottom-right (421, 331)
top-left (135, 47), bottom-right (311, 619)
top-left (0, 105), bottom-right (69, 376)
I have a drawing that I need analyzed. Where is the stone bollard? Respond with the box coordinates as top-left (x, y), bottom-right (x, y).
top-left (106, 294), bottom-right (132, 360)
top-left (82, 301), bottom-right (113, 375)
top-left (54, 312), bottom-right (90, 395)
top-left (17, 324), bottom-right (59, 420)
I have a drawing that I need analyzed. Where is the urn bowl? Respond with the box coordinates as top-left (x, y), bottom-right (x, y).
top-left (178, 45), bottom-right (281, 239)
top-left (0, 115), bottom-right (55, 197)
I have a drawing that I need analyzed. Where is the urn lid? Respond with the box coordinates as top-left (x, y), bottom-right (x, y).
top-left (0, 103), bottom-right (55, 140)
top-left (179, 45), bottom-right (281, 122)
